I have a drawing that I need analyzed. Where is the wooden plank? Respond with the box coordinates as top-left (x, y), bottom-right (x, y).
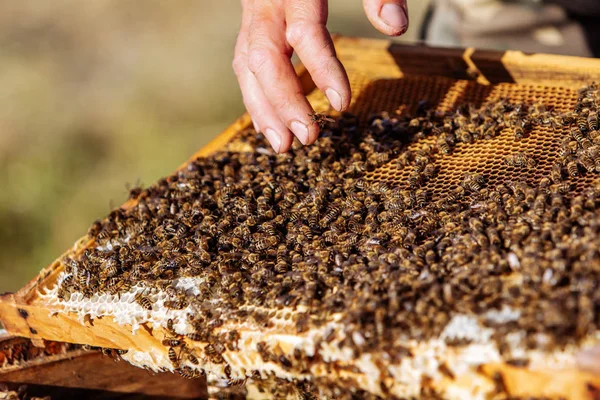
top-left (480, 363), bottom-right (600, 400)
top-left (1, 352), bottom-right (206, 399)
top-left (499, 51), bottom-right (600, 87)
top-left (0, 334), bottom-right (206, 399)
top-left (386, 43), bottom-right (472, 81)
top-left (0, 298), bottom-right (162, 351)
top-left (335, 36), bottom-right (403, 80)
top-left (0, 334), bottom-right (88, 374)
top-left (384, 42), bottom-right (600, 87)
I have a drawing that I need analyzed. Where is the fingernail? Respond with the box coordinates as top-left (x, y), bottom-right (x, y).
top-left (379, 3), bottom-right (408, 34)
top-left (252, 118), bottom-right (260, 133)
top-left (326, 88), bottom-right (343, 111)
top-left (264, 128), bottom-right (281, 152)
top-left (291, 120), bottom-right (309, 145)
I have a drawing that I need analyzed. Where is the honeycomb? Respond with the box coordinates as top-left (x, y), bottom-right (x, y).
top-left (36, 73), bottom-right (600, 399)
top-left (328, 74), bottom-right (583, 196)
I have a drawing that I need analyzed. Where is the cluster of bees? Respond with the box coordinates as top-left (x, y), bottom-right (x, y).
top-left (57, 84), bottom-right (600, 386)
top-left (557, 86), bottom-right (600, 178)
top-left (162, 318), bottom-right (209, 379)
top-left (0, 338), bottom-right (80, 370)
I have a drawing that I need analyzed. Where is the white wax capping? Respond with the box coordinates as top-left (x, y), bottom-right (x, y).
top-left (441, 314), bottom-right (492, 342)
top-left (40, 272), bottom-right (591, 399)
top-left (484, 306), bottom-right (520, 325)
top-left (507, 252), bottom-right (520, 269)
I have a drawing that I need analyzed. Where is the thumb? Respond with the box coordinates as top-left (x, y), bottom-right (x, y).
top-left (362, 0), bottom-right (409, 37)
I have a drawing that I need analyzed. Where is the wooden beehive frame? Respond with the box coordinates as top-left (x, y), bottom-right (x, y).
top-left (2, 36), bottom-right (600, 399)
top-left (0, 333), bottom-right (207, 398)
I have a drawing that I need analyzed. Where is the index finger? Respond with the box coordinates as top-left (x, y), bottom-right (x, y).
top-left (247, 4), bottom-right (320, 146)
top-left (285, 0), bottom-right (351, 112)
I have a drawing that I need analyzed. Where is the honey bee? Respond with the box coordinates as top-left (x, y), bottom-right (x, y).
top-left (468, 217), bottom-right (484, 232)
top-left (309, 112), bottom-right (335, 129)
top-left (457, 129), bottom-right (473, 144)
top-left (168, 347), bottom-right (180, 366)
top-left (164, 299), bottom-right (188, 310)
top-left (571, 196), bottom-right (584, 217)
top-left (504, 153), bottom-right (536, 169)
top-left (446, 185), bottom-right (465, 203)
top-left (162, 338), bottom-right (183, 347)
top-left (166, 318), bottom-right (177, 334)
top-left (579, 154), bottom-right (595, 173)
top-left (227, 378), bottom-right (247, 387)
top-left (275, 261), bottom-right (288, 274)
top-left (414, 190), bottom-right (428, 207)
top-left (486, 190), bottom-right (501, 204)
top-left (57, 278), bottom-right (75, 300)
top-left (96, 228), bottom-right (112, 242)
top-left (204, 343), bottom-right (218, 356)
top-left (577, 114), bottom-right (589, 133)
top-left (462, 173), bottom-right (485, 192)
top-left (101, 261), bottom-right (118, 280)
top-left (514, 125), bottom-right (524, 140)
top-left (533, 194), bottom-right (547, 216)
top-left (254, 235), bottom-right (278, 251)
top-left (177, 366), bottom-right (202, 379)
top-left (437, 137), bottom-right (451, 155)
top-left (591, 130), bottom-right (600, 145)
top-left (566, 160), bottom-right (579, 177)
top-left (561, 111), bottom-right (576, 125)
top-left (320, 205), bottom-right (342, 227)
top-left (550, 162), bottom-right (563, 182)
top-left (581, 138), bottom-right (594, 150)
top-left (486, 227), bottom-right (501, 246)
top-left (186, 332), bottom-right (205, 342)
top-left (571, 127), bottom-right (585, 143)
top-left (103, 277), bottom-right (125, 295)
top-left (88, 220), bottom-right (103, 239)
top-left (422, 164), bottom-right (436, 180)
top-left (186, 351), bottom-right (199, 365)
top-left (554, 182), bottom-right (572, 195)
top-left (135, 290), bottom-right (153, 311)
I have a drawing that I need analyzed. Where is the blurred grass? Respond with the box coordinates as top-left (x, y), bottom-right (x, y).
top-left (0, 1), bottom-right (428, 293)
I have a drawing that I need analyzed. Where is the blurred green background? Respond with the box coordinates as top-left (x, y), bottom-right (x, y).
top-left (0, 1), bottom-right (429, 292)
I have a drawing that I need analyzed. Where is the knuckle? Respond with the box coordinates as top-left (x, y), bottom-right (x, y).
top-left (247, 47), bottom-right (272, 75)
top-left (286, 21), bottom-right (324, 49)
top-left (231, 55), bottom-right (246, 76)
top-left (285, 22), bottom-right (308, 48)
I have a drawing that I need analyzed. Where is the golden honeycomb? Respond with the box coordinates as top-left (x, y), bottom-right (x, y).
top-left (312, 74), bottom-right (586, 198)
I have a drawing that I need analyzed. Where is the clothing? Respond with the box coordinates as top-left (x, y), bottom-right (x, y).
top-left (549, 0), bottom-right (600, 56)
top-left (424, 0), bottom-right (598, 57)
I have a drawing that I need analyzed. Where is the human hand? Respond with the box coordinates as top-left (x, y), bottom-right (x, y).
top-left (233, 0), bottom-right (409, 152)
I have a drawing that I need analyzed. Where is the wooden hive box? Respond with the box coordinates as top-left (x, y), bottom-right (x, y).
top-left (2, 36), bottom-right (600, 399)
